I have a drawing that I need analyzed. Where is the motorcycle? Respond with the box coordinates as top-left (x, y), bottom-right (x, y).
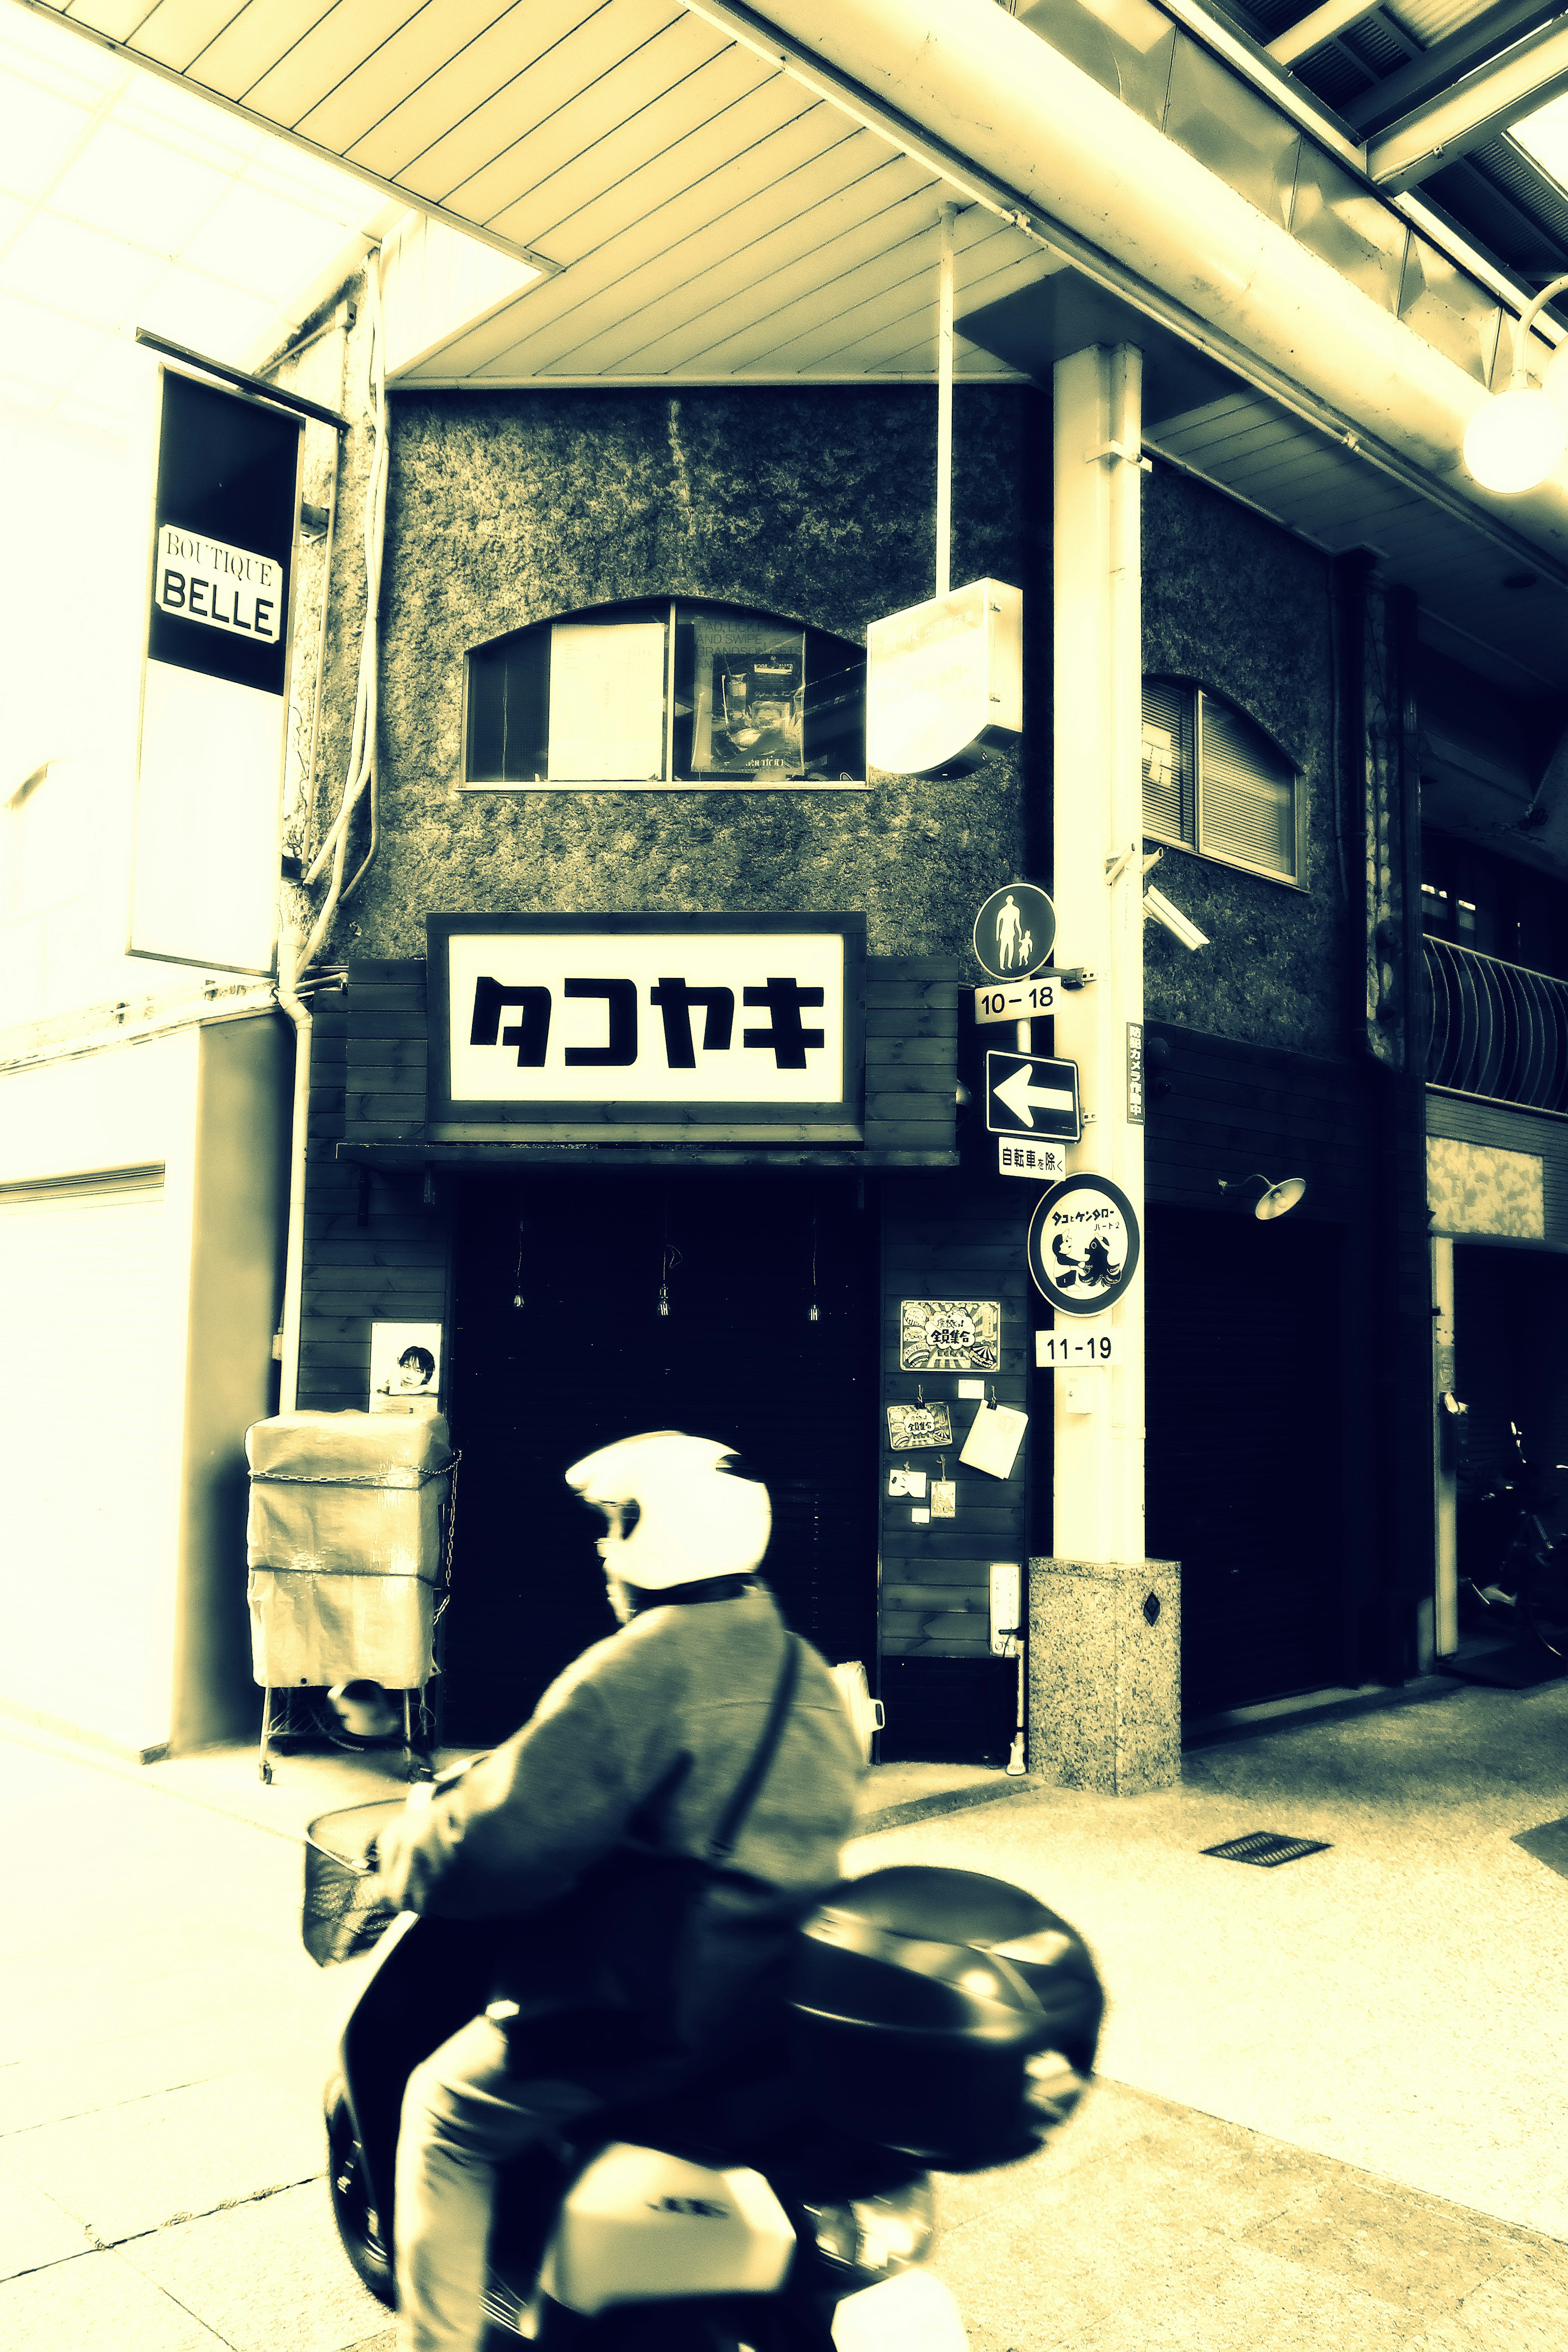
top-left (1457, 1420), bottom-right (1568, 1659)
top-left (306, 1797), bottom-right (1098, 2350)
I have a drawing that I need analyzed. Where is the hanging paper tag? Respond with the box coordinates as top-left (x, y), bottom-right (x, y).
top-left (959, 1402), bottom-right (1029, 1480)
top-left (910, 1505), bottom-right (931, 1524)
top-left (888, 1468), bottom-right (910, 1497)
top-left (931, 1479), bottom-right (956, 1519)
top-left (904, 1470), bottom-right (928, 1499)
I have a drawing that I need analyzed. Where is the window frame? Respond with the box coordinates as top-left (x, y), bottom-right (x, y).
top-left (460, 597), bottom-right (871, 793)
top-left (1141, 676), bottom-right (1307, 890)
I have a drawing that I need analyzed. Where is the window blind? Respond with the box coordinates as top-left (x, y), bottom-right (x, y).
top-left (1142, 679), bottom-right (1191, 842)
top-left (1199, 696), bottom-right (1296, 877)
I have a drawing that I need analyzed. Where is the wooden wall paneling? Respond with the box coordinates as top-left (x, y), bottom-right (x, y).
top-left (297, 961), bottom-right (448, 1415)
top-left (878, 1171), bottom-right (1032, 1668)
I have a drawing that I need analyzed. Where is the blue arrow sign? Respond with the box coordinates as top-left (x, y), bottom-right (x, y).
top-left (985, 1051), bottom-right (1080, 1138)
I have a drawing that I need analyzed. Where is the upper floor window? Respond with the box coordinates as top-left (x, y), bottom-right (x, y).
top-left (464, 598), bottom-right (867, 789)
top-left (1141, 678), bottom-right (1302, 884)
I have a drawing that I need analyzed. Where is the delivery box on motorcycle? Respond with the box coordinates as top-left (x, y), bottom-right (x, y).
top-left (789, 1865), bottom-right (1104, 2171)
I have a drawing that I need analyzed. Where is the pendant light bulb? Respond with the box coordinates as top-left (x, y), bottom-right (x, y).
top-left (657, 1285), bottom-right (670, 1319)
top-left (1546, 339), bottom-right (1568, 418)
top-left (808, 1301), bottom-right (820, 1323)
top-left (1463, 383), bottom-right (1568, 494)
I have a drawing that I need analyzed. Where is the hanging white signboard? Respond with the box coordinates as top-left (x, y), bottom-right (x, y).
top-left (129, 368), bottom-right (303, 975)
top-left (865, 577), bottom-right (1022, 775)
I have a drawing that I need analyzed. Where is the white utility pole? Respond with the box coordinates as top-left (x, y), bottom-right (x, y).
top-left (1051, 344), bottom-right (1147, 1566)
top-left (935, 200), bottom-right (956, 599)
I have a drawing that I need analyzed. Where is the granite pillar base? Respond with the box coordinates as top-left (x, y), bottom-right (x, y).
top-left (1028, 1557), bottom-right (1180, 1795)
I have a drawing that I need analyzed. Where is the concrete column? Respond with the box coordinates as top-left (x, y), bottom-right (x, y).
top-left (1034, 343), bottom-right (1178, 1792)
top-left (1029, 1557), bottom-right (1180, 1794)
top-left (1050, 344), bottom-right (1147, 1561)
top-left (1431, 1236), bottom-right (1457, 1660)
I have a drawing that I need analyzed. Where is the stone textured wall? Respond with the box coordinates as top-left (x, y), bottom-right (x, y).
top-left (1140, 461), bottom-right (1348, 1058)
top-left (275, 301), bottom-right (1348, 1056)
top-left (306, 377), bottom-right (1047, 962)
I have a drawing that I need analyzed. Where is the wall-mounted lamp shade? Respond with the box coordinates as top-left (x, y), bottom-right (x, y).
top-left (1218, 1172), bottom-right (1307, 1220)
top-left (1463, 386), bottom-right (1568, 495)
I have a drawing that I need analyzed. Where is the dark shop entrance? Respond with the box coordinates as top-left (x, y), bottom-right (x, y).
top-left (1144, 1205), bottom-right (1346, 1718)
top-left (439, 1170), bottom-right (880, 1747)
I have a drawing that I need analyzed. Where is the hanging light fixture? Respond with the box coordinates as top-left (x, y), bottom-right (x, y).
top-left (1218, 1172), bottom-right (1307, 1221)
top-left (1463, 270), bottom-right (1568, 495)
top-left (657, 1189), bottom-right (680, 1318)
top-left (808, 1199), bottom-right (821, 1323)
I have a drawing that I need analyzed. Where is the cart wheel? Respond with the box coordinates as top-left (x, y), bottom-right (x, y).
top-left (408, 1760), bottom-right (433, 1783)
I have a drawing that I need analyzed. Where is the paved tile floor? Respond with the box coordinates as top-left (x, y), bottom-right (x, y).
top-left (3, 1676), bottom-right (1566, 2349)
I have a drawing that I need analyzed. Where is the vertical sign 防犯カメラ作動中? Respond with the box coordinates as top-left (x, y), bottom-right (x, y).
top-left (129, 367), bottom-right (303, 973)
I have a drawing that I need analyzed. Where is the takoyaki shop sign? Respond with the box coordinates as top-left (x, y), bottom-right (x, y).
top-left (427, 913), bottom-right (865, 1139)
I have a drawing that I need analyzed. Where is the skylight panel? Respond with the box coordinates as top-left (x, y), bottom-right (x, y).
top-left (135, 260), bottom-right (279, 354)
top-left (49, 122), bottom-right (235, 248)
top-left (180, 178), bottom-right (357, 295)
top-left (1510, 89), bottom-right (1568, 200)
top-left (0, 75), bottom-right (96, 202)
top-left (0, 214), bottom-right (167, 330)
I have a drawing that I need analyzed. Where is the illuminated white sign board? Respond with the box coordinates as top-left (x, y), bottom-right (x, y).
top-left (428, 914), bottom-right (865, 1139)
top-left (866, 577), bottom-right (1022, 775)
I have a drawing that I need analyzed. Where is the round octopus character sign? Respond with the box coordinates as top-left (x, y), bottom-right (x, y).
top-left (1026, 1174), bottom-right (1141, 1317)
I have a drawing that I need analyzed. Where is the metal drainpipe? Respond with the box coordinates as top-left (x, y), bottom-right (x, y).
top-left (275, 925), bottom-right (312, 1415)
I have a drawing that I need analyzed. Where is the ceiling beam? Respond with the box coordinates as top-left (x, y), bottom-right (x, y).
top-left (1368, 20), bottom-right (1568, 188)
top-left (1344, 0), bottom-right (1567, 132)
top-left (1266, 0), bottom-right (1380, 68)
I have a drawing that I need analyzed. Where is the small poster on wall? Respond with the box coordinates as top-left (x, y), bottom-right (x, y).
top-left (899, 1299), bottom-right (1001, 1372)
top-left (886, 1399), bottom-right (954, 1451)
top-left (369, 1321), bottom-right (443, 1415)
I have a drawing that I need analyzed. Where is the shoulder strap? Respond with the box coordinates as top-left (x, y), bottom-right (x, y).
top-left (706, 1633), bottom-right (801, 1865)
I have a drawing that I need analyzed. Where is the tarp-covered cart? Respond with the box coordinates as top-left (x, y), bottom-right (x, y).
top-left (246, 1411), bottom-right (456, 1783)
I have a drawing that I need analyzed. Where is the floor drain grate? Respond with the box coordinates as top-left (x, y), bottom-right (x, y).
top-left (1202, 1830), bottom-right (1331, 1868)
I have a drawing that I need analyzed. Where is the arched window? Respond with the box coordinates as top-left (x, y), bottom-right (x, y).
top-left (1141, 678), bottom-right (1303, 883)
top-left (464, 598), bottom-right (867, 788)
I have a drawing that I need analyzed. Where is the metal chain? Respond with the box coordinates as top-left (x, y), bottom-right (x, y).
top-left (432, 1453), bottom-right (461, 1629)
top-left (249, 1457), bottom-right (455, 1490)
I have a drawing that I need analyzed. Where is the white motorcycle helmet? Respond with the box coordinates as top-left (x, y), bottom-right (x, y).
top-left (565, 1431), bottom-right (771, 1592)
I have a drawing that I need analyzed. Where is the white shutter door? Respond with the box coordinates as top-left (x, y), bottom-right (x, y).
top-left (0, 1172), bottom-right (177, 1747)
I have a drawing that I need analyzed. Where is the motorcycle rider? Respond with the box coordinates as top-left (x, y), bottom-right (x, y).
top-left (372, 1430), bottom-right (864, 2352)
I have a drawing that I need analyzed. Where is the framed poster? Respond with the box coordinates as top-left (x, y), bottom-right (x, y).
top-left (696, 646), bottom-right (804, 779)
top-left (899, 1299), bottom-right (1001, 1372)
top-left (369, 1321), bottom-right (443, 1415)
